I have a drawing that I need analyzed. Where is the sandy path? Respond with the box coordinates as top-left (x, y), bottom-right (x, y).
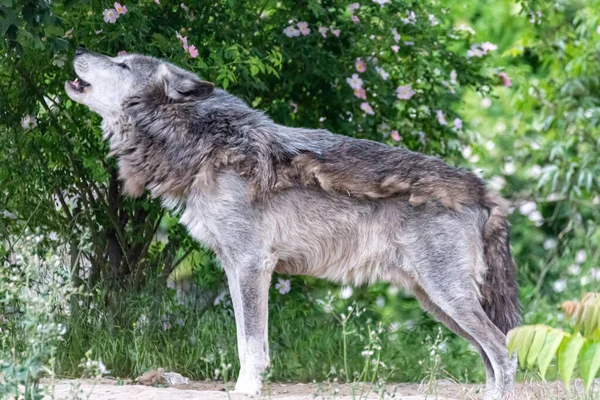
top-left (40, 378), bottom-right (597, 400)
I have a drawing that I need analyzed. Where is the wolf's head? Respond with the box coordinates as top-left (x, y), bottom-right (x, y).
top-left (65, 49), bottom-right (214, 118)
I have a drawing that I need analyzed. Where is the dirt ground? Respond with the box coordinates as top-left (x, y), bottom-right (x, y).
top-left (40, 378), bottom-right (599, 400)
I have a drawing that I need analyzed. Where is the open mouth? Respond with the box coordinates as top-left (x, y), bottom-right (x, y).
top-left (67, 77), bottom-right (91, 93)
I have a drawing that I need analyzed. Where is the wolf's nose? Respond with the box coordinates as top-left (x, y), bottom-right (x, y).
top-left (75, 47), bottom-right (86, 56)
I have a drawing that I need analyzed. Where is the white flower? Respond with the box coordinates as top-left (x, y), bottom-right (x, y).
top-left (372, 0), bottom-right (390, 6)
top-left (137, 314), bottom-right (149, 328)
top-left (503, 161), bottom-right (516, 175)
top-left (489, 176), bottom-right (506, 191)
top-left (461, 146), bottom-right (472, 159)
top-left (453, 118), bottom-right (462, 130)
top-left (375, 66), bottom-right (389, 80)
top-left (283, 26), bottom-right (300, 37)
top-left (436, 110), bottom-right (447, 125)
top-left (580, 276), bottom-right (590, 286)
top-left (575, 250), bottom-right (587, 264)
top-left (376, 296), bottom-right (385, 308)
top-left (552, 279), bottom-right (567, 293)
top-left (518, 201), bottom-right (537, 216)
top-left (449, 70), bottom-right (457, 85)
top-left (481, 97), bottom-right (492, 108)
top-left (481, 42), bottom-right (498, 53)
top-left (340, 286), bottom-right (353, 299)
top-left (455, 23), bottom-right (475, 34)
top-left (346, 73), bottom-right (364, 90)
top-left (528, 164), bottom-right (542, 178)
top-left (528, 210), bottom-right (543, 226)
top-left (391, 28), bottom-right (400, 43)
top-left (275, 278), bottom-right (291, 294)
top-left (428, 14), bottom-right (439, 26)
top-left (567, 264), bottom-right (581, 276)
top-left (21, 114), bottom-right (37, 130)
top-left (402, 11), bottom-right (416, 25)
top-left (543, 239), bottom-right (557, 249)
top-left (361, 350), bottom-right (374, 357)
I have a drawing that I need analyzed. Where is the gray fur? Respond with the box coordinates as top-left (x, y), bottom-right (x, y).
top-left (65, 50), bottom-right (520, 399)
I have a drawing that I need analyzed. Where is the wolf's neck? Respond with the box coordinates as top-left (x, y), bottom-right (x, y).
top-left (101, 115), bottom-right (134, 157)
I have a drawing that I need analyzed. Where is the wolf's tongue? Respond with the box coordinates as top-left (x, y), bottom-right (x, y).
top-left (74, 78), bottom-right (80, 89)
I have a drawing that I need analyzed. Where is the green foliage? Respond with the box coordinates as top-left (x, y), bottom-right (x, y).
top-left (1, 0), bottom-right (599, 391)
top-left (507, 293), bottom-right (600, 391)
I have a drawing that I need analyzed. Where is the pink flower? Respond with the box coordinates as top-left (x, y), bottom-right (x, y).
top-left (354, 87), bottom-right (367, 100)
top-left (330, 26), bottom-right (341, 37)
top-left (117, 50), bottom-right (127, 56)
top-left (346, 73), bottom-right (363, 90)
top-left (498, 72), bottom-right (512, 87)
top-left (351, 15), bottom-right (360, 23)
top-left (481, 42), bottom-right (497, 53)
top-left (391, 45), bottom-right (400, 53)
top-left (188, 45), bottom-right (198, 58)
top-left (297, 21), bottom-right (310, 35)
top-left (436, 110), bottom-right (447, 126)
top-left (114, 2), bottom-right (127, 14)
top-left (360, 102), bottom-right (374, 115)
top-left (391, 130), bottom-right (400, 141)
top-left (176, 32), bottom-right (190, 50)
top-left (283, 25), bottom-right (300, 37)
top-left (355, 58), bottom-right (366, 73)
top-left (396, 84), bottom-right (414, 100)
top-left (318, 26), bottom-right (328, 38)
top-left (349, 2), bottom-right (360, 13)
top-left (154, 0), bottom-right (160, 3)
top-left (103, 9), bottom-right (118, 23)
top-left (453, 118), bottom-right (462, 130)
top-left (95, 29), bottom-right (103, 34)
top-left (290, 102), bottom-right (298, 113)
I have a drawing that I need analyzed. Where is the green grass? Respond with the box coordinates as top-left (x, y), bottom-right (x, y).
top-left (54, 286), bottom-right (485, 385)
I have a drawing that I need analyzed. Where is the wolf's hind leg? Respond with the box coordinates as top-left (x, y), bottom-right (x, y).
top-left (416, 270), bottom-right (514, 399)
top-left (412, 285), bottom-right (495, 394)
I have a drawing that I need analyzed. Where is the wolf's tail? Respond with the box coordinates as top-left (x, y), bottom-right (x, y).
top-left (480, 192), bottom-right (521, 335)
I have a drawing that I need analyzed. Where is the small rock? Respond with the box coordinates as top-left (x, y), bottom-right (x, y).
top-left (163, 372), bottom-right (190, 385)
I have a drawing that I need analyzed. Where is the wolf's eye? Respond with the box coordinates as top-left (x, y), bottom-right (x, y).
top-left (118, 63), bottom-right (130, 70)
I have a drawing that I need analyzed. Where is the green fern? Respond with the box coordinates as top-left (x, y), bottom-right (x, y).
top-left (507, 293), bottom-right (600, 392)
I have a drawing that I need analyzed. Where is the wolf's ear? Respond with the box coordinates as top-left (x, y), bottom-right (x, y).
top-left (157, 64), bottom-right (214, 101)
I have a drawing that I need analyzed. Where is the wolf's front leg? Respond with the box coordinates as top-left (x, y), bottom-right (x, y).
top-left (224, 258), bottom-right (272, 395)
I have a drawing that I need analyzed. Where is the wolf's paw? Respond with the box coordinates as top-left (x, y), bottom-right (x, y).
top-left (233, 375), bottom-right (262, 396)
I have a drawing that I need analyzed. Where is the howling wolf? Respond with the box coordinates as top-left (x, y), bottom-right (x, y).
top-left (65, 49), bottom-right (519, 399)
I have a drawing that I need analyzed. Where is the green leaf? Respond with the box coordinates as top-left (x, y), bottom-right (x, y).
top-left (583, 305), bottom-right (599, 338)
top-left (518, 327), bottom-right (535, 369)
top-left (580, 341), bottom-right (600, 392)
top-left (507, 326), bottom-right (535, 369)
top-left (558, 333), bottom-right (585, 389)
top-left (527, 326), bottom-right (548, 368)
top-left (538, 329), bottom-right (565, 379)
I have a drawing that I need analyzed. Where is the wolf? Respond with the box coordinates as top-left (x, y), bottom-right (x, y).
top-left (65, 49), bottom-right (519, 399)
